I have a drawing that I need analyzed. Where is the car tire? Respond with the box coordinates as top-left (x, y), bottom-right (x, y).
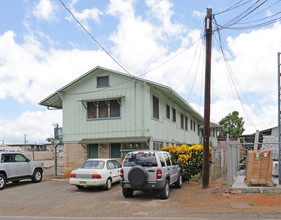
top-left (122, 188), bottom-right (134, 198)
top-left (32, 169), bottom-right (42, 183)
top-left (0, 174), bottom-right (6, 190)
top-left (104, 178), bottom-right (112, 190)
top-left (128, 166), bottom-right (148, 186)
top-left (175, 174), bottom-right (183, 188)
top-left (159, 180), bottom-right (170, 200)
top-left (76, 185), bottom-right (84, 190)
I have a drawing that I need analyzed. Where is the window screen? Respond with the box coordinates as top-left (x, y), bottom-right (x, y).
top-left (87, 99), bottom-right (120, 120)
top-left (87, 102), bottom-right (97, 119)
top-left (98, 101), bottom-right (108, 118)
top-left (166, 105), bottom-right (170, 119)
top-left (153, 96), bottom-right (159, 119)
top-left (180, 114), bottom-right (184, 129)
top-left (110, 100), bottom-right (120, 117)
top-left (172, 108), bottom-right (176, 122)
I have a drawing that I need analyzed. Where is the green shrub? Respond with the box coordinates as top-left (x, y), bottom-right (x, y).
top-left (159, 144), bottom-right (212, 181)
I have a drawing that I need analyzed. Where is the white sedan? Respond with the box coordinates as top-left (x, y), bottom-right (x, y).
top-left (69, 159), bottom-right (122, 190)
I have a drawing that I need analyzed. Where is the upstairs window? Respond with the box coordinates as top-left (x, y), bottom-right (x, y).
top-left (172, 108), bottom-right (176, 122)
top-left (97, 76), bottom-right (109, 88)
top-left (166, 105), bottom-right (170, 119)
top-left (87, 99), bottom-right (120, 120)
top-left (180, 114), bottom-right (184, 129)
top-left (153, 96), bottom-right (159, 119)
top-left (110, 100), bottom-right (120, 117)
top-left (185, 117), bottom-right (188, 131)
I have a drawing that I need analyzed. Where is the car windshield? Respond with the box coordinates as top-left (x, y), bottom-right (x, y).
top-left (80, 161), bottom-right (105, 169)
top-left (123, 153), bottom-right (157, 167)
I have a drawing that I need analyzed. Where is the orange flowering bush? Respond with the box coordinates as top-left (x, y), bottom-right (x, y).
top-left (159, 144), bottom-right (212, 181)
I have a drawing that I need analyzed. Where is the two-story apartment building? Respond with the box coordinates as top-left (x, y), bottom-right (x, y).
top-left (40, 66), bottom-right (218, 176)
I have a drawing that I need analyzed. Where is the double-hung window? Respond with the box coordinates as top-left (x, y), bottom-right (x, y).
top-left (153, 96), bottom-right (159, 119)
top-left (87, 99), bottom-right (121, 120)
top-left (172, 108), bottom-right (176, 122)
top-left (180, 114), bottom-right (184, 129)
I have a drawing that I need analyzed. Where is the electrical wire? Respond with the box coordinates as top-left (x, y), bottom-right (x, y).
top-left (58, 0), bottom-right (131, 75)
top-left (213, 24), bottom-right (257, 130)
top-left (214, 0), bottom-right (253, 16)
top-left (214, 0), bottom-right (281, 31)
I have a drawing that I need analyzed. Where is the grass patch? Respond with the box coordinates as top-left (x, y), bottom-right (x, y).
top-left (264, 192), bottom-right (281, 196)
top-left (248, 202), bottom-right (256, 206)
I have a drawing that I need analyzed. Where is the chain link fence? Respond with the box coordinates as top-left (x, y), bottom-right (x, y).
top-left (227, 136), bottom-right (280, 189)
top-left (210, 148), bottom-right (227, 181)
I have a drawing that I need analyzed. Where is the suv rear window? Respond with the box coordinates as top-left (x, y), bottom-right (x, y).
top-left (123, 153), bottom-right (158, 167)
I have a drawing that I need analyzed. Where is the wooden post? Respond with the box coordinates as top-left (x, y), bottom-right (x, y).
top-left (202, 8), bottom-right (212, 189)
top-left (254, 130), bottom-right (260, 150)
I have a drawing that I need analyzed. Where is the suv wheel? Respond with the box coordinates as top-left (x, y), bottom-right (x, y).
top-left (122, 188), bottom-right (134, 198)
top-left (32, 169), bottom-right (42, 183)
top-left (104, 178), bottom-right (112, 190)
top-left (175, 174), bottom-right (183, 188)
top-left (0, 174), bottom-right (6, 190)
top-left (159, 180), bottom-right (170, 200)
top-left (128, 166), bottom-right (148, 186)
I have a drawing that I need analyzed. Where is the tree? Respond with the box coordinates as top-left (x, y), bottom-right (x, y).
top-left (218, 111), bottom-right (245, 138)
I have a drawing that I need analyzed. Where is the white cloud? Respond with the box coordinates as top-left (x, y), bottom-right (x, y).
top-left (33, 0), bottom-right (57, 21)
top-left (0, 110), bottom-right (62, 144)
top-left (145, 0), bottom-right (186, 36)
top-left (192, 10), bottom-right (205, 18)
top-left (0, 31), bottom-right (119, 105)
top-left (107, 0), bottom-right (166, 73)
top-left (66, 0), bottom-right (103, 29)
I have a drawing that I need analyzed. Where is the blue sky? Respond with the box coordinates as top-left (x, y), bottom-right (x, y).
top-left (0, 0), bottom-right (281, 144)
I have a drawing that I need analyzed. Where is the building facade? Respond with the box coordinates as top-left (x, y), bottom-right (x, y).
top-left (40, 66), bottom-right (218, 176)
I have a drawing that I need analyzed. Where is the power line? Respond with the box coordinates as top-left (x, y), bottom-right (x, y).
top-left (143, 35), bottom-right (205, 76)
top-left (213, 24), bottom-right (257, 130)
top-left (214, 0), bottom-right (253, 16)
top-left (214, 0), bottom-right (281, 31)
top-left (58, 0), bottom-right (131, 75)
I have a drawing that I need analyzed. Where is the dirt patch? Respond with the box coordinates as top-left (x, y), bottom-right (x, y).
top-left (174, 178), bottom-right (281, 212)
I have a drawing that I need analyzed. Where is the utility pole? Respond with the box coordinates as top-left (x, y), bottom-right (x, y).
top-left (202, 8), bottom-right (212, 189)
top-left (277, 52), bottom-right (281, 185)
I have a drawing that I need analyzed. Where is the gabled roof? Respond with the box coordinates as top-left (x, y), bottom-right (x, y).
top-left (39, 66), bottom-right (204, 122)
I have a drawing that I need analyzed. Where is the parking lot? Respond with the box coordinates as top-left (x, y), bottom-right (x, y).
top-left (0, 178), bottom-right (187, 218)
top-left (2, 176), bottom-right (281, 219)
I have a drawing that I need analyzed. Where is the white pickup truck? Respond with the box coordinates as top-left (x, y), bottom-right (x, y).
top-left (0, 152), bottom-right (44, 190)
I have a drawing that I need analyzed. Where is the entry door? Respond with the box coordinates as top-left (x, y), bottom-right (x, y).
top-left (110, 143), bottom-right (121, 158)
top-left (88, 144), bottom-right (98, 158)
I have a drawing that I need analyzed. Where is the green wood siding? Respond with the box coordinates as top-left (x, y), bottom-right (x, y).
top-left (60, 68), bottom-right (204, 146)
top-left (62, 69), bottom-right (150, 143)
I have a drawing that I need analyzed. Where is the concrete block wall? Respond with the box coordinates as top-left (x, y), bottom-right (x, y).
top-left (64, 143), bottom-right (88, 177)
top-left (22, 151), bottom-right (53, 160)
